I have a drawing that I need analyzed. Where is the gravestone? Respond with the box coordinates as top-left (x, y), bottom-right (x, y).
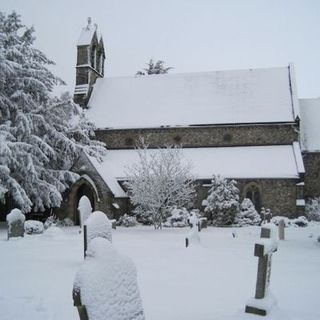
top-left (245, 225), bottom-right (278, 316)
top-left (278, 219), bottom-right (285, 240)
top-left (6, 209), bottom-right (25, 240)
top-left (83, 211), bottom-right (112, 258)
top-left (73, 237), bottom-right (145, 320)
top-left (186, 213), bottom-right (200, 247)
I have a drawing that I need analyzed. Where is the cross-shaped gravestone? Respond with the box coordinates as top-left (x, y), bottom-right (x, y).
top-left (245, 225), bottom-right (278, 316)
top-left (185, 213), bottom-right (200, 247)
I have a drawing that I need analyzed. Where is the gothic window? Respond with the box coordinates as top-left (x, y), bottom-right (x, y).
top-left (244, 182), bottom-right (261, 212)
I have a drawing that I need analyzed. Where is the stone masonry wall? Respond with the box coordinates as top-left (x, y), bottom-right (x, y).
top-left (96, 123), bottom-right (298, 149)
top-left (303, 152), bottom-right (320, 198)
top-left (196, 178), bottom-right (300, 218)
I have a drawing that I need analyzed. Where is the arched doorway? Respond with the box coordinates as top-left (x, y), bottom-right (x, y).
top-left (69, 175), bottom-right (99, 225)
top-left (243, 182), bottom-right (262, 212)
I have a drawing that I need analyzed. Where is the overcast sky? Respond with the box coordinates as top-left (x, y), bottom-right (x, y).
top-left (2, 0), bottom-right (320, 98)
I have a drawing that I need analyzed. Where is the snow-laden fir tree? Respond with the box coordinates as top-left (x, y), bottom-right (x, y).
top-left (204, 175), bottom-right (239, 226)
top-left (0, 11), bottom-right (105, 213)
top-left (136, 59), bottom-right (173, 76)
top-left (234, 198), bottom-right (261, 226)
top-left (124, 139), bottom-right (195, 229)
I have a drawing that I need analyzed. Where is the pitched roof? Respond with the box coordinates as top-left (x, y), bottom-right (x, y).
top-left (77, 26), bottom-right (96, 46)
top-left (91, 145), bottom-right (304, 187)
top-left (86, 66), bottom-right (297, 129)
top-left (299, 97), bottom-right (320, 152)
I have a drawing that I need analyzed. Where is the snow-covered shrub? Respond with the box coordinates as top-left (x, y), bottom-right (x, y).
top-left (205, 175), bottom-right (239, 226)
top-left (6, 208), bottom-right (25, 238)
top-left (78, 196), bottom-right (92, 226)
top-left (305, 198), bottom-right (320, 221)
top-left (272, 216), bottom-right (308, 228)
top-left (234, 198), bottom-right (261, 226)
top-left (163, 207), bottom-right (190, 228)
top-left (117, 214), bottom-right (137, 227)
top-left (85, 211), bottom-right (112, 243)
top-left (56, 217), bottom-right (74, 227)
top-left (73, 237), bottom-right (145, 320)
top-left (291, 216), bottom-right (308, 227)
top-left (125, 140), bottom-right (195, 229)
top-left (271, 216), bottom-right (291, 227)
top-left (44, 214), bottom-right (57, 229)
top-left (24, 220), bottom-right (44, 235)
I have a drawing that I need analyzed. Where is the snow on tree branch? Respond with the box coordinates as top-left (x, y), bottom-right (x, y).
top-left (136, 59), bottom-right (173, 76)
top-left (0, 11), bottom-right (106, 213)
top-left (124, 139), bottom-right (195, 229)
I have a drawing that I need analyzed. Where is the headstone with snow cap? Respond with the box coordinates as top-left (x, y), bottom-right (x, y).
top-left (83, 211), bottom-right (112, 257)
top-left (245, 224), bottom-right (278, 316)
top-left (78, 196), bottom-right (92, 227)
top-left (6, 209), bottom-right (25, 240)
top-left (185, 213), bottom-right (200, 247)
top-left (73, 237), bottom-right (145, 320)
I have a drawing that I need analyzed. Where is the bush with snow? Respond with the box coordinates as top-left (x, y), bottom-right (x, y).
top-left (78, 196), bottom-right (92, 226)
top-left (44, 214), bottom-right (57, 229)
top-left (42, 226), bottom-right (64, 239)
top-left (125, 140), bottom-right (195, 229)
top-left (305, 198), bottom-right (320, 221)
top-left (56, 217), bottom-right (74, 227)
top-left (204, 175), bottom-right (239, 226)
top-left (234, 198), bottom-right (261, 226)
top-left (117, 214), bottom-right (137, 227)
top-left (85, 211), bottom-right (112, 243)
top-left (24, 220), bottom-right (44, 234)
top-left (163, 207), bottom-right (190, 228)
top-left (261, 207), bottom-right (272, 223)
top-left (271, 216), bottom-right (308, 228)
top-left (73, 237), bottom-right (145, 320)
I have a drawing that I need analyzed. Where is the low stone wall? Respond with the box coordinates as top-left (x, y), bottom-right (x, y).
top-left (95, 123), bottom-right (298, 149)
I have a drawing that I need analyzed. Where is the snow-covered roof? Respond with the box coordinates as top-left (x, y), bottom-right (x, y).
top-left (91, 145), bottom-right (304, 194)
top-left (87, 156), bottom-right (127, 198)
top-left (299, 97), bottom-right (320, 152)
top-left (87, 66), bottom-right (296, 129)
top-left (77, 26), bottom-right (96, 46)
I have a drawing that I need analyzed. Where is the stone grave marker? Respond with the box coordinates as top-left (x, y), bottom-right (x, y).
top-left (278, 219), bottom-right (285, 240)
top-left (83, 211), bottom-right (112, 258)
top-left (186, 213), bottom-right (200, 247)
top-left (6, 208), bottom-right (25, 240)
top-left (245, 224), bottom-right (278, 316)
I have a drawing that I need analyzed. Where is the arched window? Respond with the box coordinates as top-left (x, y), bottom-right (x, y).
top-left (244, 182), bottom-right (261, 212)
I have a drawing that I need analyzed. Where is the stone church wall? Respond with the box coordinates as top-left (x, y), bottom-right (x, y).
top-left (96, 123), bottom-right (298, 149)
top-left (195, 178), bottom-right (300, 218)
top-left (303, 152), bottom-right (320, 198)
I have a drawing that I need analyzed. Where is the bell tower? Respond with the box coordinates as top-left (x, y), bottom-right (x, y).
top-left (74, 18), bottom-right (105, 107)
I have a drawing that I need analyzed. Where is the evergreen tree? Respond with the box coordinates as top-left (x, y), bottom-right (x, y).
top-left (0, 11), bottom-right (105, 213)
top-left (234, 198), bottom-right (261, 226)
top-left (136, 59), bottom-right (173, 76)
top-left (204, 175), bottom-right (239, 226)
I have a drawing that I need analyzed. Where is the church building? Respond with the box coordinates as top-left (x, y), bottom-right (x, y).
top-left (61, 20), bottom-right (320, 224)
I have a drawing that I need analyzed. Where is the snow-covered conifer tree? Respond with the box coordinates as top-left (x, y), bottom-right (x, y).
top-left (204, 175), bottom-right (239, 226)
top-left (125, 139), bottom-right (195, 229)
top-left (234, 198), bottom-right (261, 226)
top-left (136, 59), bottom-right (173, 76)
top-left (0, 12), bottom-right (105, 213)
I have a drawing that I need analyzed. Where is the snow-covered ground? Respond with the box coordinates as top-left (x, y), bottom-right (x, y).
top-left (0, 223), bottom-right (319, 320)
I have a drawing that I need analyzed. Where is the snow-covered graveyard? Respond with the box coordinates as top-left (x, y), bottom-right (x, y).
top-left (1, 222), bottom-right (320, 320)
